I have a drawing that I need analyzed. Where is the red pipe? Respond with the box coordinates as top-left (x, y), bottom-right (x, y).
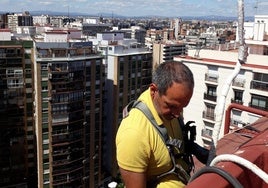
top-left (224, 103), bottom-right (268, 135)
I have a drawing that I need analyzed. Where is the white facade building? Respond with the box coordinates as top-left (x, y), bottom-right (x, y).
top-left (175, 48), bottom-right (268, 147)
top-left (174, 14), bottom-right (268, 147)
top-left (0, 29), bottom-right (11, 41)
top-left (237, 15), bottom-right (268, 41)
top-left (44, 29), bottom-right (82, 42)
top-left (32, 15), bottom-right (49, 26)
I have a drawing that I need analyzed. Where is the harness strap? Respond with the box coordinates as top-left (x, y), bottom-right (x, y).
top-left (132, 100), bottom-right (169, 144)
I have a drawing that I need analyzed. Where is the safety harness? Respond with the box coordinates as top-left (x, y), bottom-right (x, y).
top-left (122, 100), bottom-right (194, 185)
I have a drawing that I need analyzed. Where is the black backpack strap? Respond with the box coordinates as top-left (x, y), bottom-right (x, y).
top-left (122, 100), bottom-right (136, 118)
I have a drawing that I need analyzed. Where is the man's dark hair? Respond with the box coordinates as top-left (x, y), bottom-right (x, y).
top-left (152, 62), bottom-right (194, 95)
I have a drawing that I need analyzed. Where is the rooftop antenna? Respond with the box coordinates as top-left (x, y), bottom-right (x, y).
top-left (68, 5), bottom-right (70, 25)
top-left (207, 0), bottom-right (248, 165)
top-left (194, 38), bottom-right (206, 59)
top-left (254, 0), bottom-right (259, 14)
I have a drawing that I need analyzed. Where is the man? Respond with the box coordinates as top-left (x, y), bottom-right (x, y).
top-left (116, 61), bottom-right (194, 188)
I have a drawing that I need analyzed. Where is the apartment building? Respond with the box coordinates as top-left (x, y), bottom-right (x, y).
top-left (0, 37), bottom-right (35, 186)
top-left (175, 49), bottom-right (268, 147)
top-left (153, 41), bottom-right (187, 67)
top-left (172, 14), bottom-right (268, 148)
top-left (7, 12), bottom-right (33, 32)
top-left (91, 32), bottom-right (153, 179)
top-left (33, 40), bottom-right (105, 188)
top-left (120, 26), bottom-right (147, 44)
top-left (33, 15), bottom-right (50, 26)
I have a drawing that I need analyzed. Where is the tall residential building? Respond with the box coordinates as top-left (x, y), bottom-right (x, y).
top-left (91, 32), bottom-right (153, 179)
top-left (7, 12), bottom-right (33, 32)
top-left (0, 14), bottom-right (8, 28)
top-left (153, 41), bottom-right (186, 67)
top-left (33, 41), bottom-right (105, 188)
top-left (0, 38), bottom-right (35, 186)
top-left (170, 18), bottom-right (182, 40)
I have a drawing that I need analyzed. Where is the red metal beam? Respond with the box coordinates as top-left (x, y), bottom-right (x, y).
top-left (224, 103), bottom-right (268, 135)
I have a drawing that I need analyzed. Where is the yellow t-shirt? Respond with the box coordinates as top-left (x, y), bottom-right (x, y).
top-left (116, 88), bottom-right (185, 188)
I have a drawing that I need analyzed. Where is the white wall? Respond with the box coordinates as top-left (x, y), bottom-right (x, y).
top-left (0, 30), bottom-right (11, 41)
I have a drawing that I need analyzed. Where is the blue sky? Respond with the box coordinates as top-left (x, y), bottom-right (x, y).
top-left (1, 0), bottom-right (267, 17)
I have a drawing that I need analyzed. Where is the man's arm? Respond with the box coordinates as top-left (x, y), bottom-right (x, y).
top-left (119, 167), bottom-right (147, 188)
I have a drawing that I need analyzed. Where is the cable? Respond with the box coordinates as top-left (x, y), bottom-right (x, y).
top-left (188, 166), bottom-right (243, 188)
top-left (210, 154), bottom-right (268, 184)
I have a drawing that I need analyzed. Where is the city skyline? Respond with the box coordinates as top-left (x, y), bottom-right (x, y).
top-left (1, 0), bottom-right (268, 18)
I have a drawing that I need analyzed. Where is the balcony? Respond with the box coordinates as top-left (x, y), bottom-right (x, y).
top-left (248, 102), bottom-right (268, 111)
top-left (250, 80), bottom-right (268, 92)
top-left (203, 111), bottom-right (215, 121)
top-left (0, 52), bottom-right (23, 58)
top-left (37, 48), bottom-right (97, 59)
top-left (232, 78), bottom-right (245, 88)
top-left (201, 129), bottom-right (212, 139)
top-left (231, 98), bottom-right (243, 105)
top-left (205, 73), bottom-right (218, 83)
top-left (201, 129), bottom-right (213, 143)
top-left (53, 149), bottom-right (70, 157)
top-left (204, 93), bottom-right (217, 102)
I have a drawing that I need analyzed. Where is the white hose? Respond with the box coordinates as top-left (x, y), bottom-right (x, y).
top-left (212, 62), bottom-right (242, 143)
top-left (210, 154), bottom-right (268, 184)
top-left (207, 0), bottom-right (248, 165)
top-left (212, 0), bottom-right (248, 147)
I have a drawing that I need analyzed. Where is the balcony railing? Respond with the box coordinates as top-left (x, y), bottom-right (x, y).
top-left (248, 102), bottom-right (268, 111)
top-left (205, 73), bottom-right (218, 83)
top-left (250, 80), bottom-right (268, 92)
top-left (231, 98), bottom-right (243, 105)
top-left (204, 93), bottom-right (217, 102)
top-left (203, 111), bottom-right (215, 121)
top-left (201, 129), bottom-right (212, 138)
top-left (232, 78), bottom-right (245, 88)
top-left (37, 49), bottom-right (101, 59)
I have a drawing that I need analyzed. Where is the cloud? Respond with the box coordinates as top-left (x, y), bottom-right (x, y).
top-left (39, 1), bottom-right (53, 5)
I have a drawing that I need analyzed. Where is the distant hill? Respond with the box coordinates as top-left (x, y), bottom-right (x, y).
top-left (181, 15), bottom-right (254, 22)
top-left (0, 10), bottom-right (254, 21)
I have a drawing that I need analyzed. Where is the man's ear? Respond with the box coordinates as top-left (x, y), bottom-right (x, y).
top-left (149, 83), bottom-right (158, 98)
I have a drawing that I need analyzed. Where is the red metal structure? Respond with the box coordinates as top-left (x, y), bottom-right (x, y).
top-left (186, 105), bottom-right (268, 188)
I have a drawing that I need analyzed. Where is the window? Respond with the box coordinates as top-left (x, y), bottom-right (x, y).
top-left (206, 104), bottom-right (215, 114)
top-left (207, 85), bottom-right (217, 97)
top-left (205, 128), bottom-right (213, 136)
top-left (251, 73), bottom-right (268, 91)
top-left (6, 68), bottom-right (23, 88)
top-left (206, 67), bottom-right (218, 82)
top-left (251, 94), bottom-right (267, 110)
top-left (233, 90), bottom-right (243, 104)
top-left (203, 104), bottom-right (215, 120)
top-left (253, 73), bottom-right (268, 82)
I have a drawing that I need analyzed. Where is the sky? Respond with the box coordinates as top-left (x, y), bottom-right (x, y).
top-left (0, 0), bottom-right (268, 17)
